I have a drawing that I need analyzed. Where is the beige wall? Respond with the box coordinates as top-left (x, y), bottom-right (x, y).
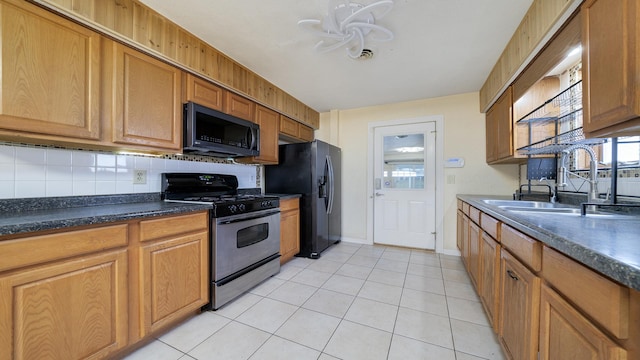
top-left (316, 92), bottom-right (519, 253)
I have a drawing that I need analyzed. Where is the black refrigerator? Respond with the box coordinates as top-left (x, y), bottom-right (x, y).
top-left (265, 140), bottom-right (341, 258)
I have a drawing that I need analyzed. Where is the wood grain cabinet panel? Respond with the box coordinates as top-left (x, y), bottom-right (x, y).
top-left (480, 231), bottom-right (501, 332)
top-left (185, 73), bottom-right (225, 111)
top-left (539, 284), bottom-right (627, 360)
top-left (582, 0), bottom-right (640, 137)
top-left (298, 124), bottom-right (314, 142)
top-left (224, 92), bottom-right (254, 121)
top-left (468, 221), bottom-right (481, 290)
top-left (499, 248), bottom-right (540, 360)
top-left (0, 0), bottom-right (101, 143)
top-left (103, 39), bottom-right (182, 151)
top-left (139, 231), bottom-right (209, 336)
top-left (486, 87), bottom-right (514, 164)
top-left (238, 105), bottom-right (279, 164)
top-left (0, 250), bottom-right (128, 360)
top-left (279, 198), bottom-right (300, 264)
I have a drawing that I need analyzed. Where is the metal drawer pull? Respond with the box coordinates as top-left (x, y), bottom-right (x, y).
top-left (506, 270), bottom-right (519, 281)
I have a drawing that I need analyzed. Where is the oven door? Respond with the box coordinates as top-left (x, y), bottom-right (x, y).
top-left (212, 209), bottom-right (280, 281)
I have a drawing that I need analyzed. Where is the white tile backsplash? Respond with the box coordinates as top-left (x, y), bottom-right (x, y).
top-left (0, 143), bottom-right (259, 199)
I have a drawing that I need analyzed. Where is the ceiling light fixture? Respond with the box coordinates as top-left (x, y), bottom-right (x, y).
top-left (298, 0), bottom-right (394, 59)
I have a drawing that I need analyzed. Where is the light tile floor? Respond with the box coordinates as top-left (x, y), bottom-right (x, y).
top-left (125, 242), bottom-right (505, 360)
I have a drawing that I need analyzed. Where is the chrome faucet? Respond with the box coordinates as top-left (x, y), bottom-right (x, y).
top-left (559, 144), bottom-right (600, 203)
top-left (538, 177), bottom-right (557, 203)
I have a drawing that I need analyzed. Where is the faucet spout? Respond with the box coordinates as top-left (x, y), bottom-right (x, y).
top-left (560, 144), bottom-right (600, 202)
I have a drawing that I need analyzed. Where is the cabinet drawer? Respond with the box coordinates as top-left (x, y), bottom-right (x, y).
top-left (469, 206), bottom-right (481, 225)
top-left (0, 224), bottom-right (128, 273)
top-left (542, 246), bottom-right (629, 339)
top-left (457, 199), bottom-right (463, 210)
top-left (140, 211), bottom-right (208, 242)
top-left (480, 213), bottom-right (500, 240)
top-left (500, 224), bottom-right (541, 272)
top-left (279, 197), bottom-right (299, 212)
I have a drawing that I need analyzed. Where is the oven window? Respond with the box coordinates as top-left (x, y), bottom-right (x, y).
top-left (237, 223), bottom-right (269, 248)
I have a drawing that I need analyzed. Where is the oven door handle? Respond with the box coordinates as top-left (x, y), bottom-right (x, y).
top-left (218, 210), bottom-right (280, 224)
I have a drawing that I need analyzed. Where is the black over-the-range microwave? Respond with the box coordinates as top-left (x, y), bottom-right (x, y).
top-left (183, 101), bottom-right (260, 157)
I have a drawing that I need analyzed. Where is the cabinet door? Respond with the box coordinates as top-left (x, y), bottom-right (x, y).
top-left (486, 87), bottom-right (514, 163)
top-left (468, 221), bottom-right (481, 290)
top-left (185, 73), bottom-right (225, 111)
top-left (480, 231), bottom-right (501, 332)
top-left (582, 0), bottom-right (640, 136)
top-left (539, 284), bottom-right (627, 360)
top-left (280, 198), bottom-right (300, 264)
top-left (0, 0), bottom-right (100, 141)
top-left (104, 40), bottom-right (182, 151)
top-left (251, 105), bottom-right (279, 164)
top-left (225, 92), bottom-right (254, 121)
top-left (460, 213), bottom-right (470, 267)
top-left (299, 123), bottom-right (315, 141)
top-left (456, 210), bottom-right (465, 252)
top-left (279, 115), bottom-right (299, 138)
top-left (0, 250), bottom-right (128, 360)
top-left (139, 231), bottom-right (209, 336)
top-left (499, 249), bottom-right (541, 360)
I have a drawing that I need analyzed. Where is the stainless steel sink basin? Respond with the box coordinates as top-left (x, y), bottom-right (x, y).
top-left (500, 206), bottom-right (633, 219)
top-left (481, 199), bottom-right (558, 208)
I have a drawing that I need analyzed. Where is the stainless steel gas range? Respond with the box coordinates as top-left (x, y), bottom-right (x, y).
top-left (162, 173), bottom-right (280, 310)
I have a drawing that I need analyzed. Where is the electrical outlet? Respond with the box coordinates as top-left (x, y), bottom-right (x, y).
top-left (133, 169), bottom-right (147, 184)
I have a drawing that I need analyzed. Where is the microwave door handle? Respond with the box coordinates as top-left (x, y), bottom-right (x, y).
top-left (247, 127), bottom-right (257, 152)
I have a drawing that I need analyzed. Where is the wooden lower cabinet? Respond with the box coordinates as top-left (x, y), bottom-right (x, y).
top-left (479, 231), bottom-right (501, 332)
top-left (0, 210), bottom-right (210, 359)
top-left (468, 221), bottom-right (481, 289)
top-left (279, 197), bottom-right (300, 264)
top-left (499, 249), bottom-right (541, 360)
top-left (138, 212), bottom-right (209, 337)
top-left (459, 211), bottom-right (470, 267)
top-left (539, 284), bottom-right (627, 360)
top-left (0, 249), bottom-right (129, 360)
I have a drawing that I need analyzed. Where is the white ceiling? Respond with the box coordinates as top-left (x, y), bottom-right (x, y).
top-left (138, 0), bottom-right (534, 113)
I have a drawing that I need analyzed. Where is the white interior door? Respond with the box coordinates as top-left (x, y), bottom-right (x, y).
top-left (373, 122), bottom-right (436, 249)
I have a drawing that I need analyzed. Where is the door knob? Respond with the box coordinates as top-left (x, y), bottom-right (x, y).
top-left (375, 192), bottom-right (384, 197)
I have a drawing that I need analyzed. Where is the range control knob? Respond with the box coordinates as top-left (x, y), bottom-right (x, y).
top-left (261, 200), bottom-right (272, 208)
top-left (238, 204), bottom-right (246, 212)
top-left (229, 204), bottom-right (238, 213)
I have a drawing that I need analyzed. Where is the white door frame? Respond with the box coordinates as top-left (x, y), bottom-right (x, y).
top-left (367, 115), bottom-right (444, 254)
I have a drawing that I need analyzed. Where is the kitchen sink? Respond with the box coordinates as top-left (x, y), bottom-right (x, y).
top-left (500, 206), bottom-right (634, 219)
top-left (482, 199), bottom-right (635, 219)
top-left (481, 199), bottom-right (558, 208)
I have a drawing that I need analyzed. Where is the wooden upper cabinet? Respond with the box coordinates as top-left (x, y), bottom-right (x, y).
top-left (582, 0), bottom-right (640, 137)
top-left (185, 73), bottom-right (225, 111)
top-left (225, 92), bottom-right (254, 121)
top-left (103, 40), bottom-right (182, 151)
top-left (0, 0), bottom-right (101, 142)
top-left (253, 105), bottom-right (279, 164)
top-left (486, 87), bottom-right (514, 164)
top-left (279, 115), bottom-right (315, 142)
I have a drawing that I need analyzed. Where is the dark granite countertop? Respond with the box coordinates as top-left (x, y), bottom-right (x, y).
top-left (458, 194), bottom-right (640, 291)
top-left (266, 193), bottom-right (302, 200)
top-left (0, 193), bottom-right (211, 237)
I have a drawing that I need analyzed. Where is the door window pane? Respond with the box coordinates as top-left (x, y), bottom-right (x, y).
top-left (383, 134), bottom-right (424, 189)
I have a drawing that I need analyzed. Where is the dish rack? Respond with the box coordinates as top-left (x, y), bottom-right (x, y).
top-left (516, 81), bottom-right (605, 155)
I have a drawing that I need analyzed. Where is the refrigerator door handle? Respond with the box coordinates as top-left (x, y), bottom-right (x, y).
top-left (326, 155), bottom-right (334, 215)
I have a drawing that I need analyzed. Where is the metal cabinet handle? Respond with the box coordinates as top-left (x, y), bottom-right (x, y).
top-left (375, 192), bottom-right (384, 197)
top-left (506, 270), bottom-right (519, 281)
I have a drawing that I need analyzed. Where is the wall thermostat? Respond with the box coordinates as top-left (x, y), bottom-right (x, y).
top-left (444, 157), bottom-right (465, 168)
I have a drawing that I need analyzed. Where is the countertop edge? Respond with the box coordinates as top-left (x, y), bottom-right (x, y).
top-left (0, 201), bottom-right (212, 238)
top-left (457, 194), bottom-right (640, 291)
